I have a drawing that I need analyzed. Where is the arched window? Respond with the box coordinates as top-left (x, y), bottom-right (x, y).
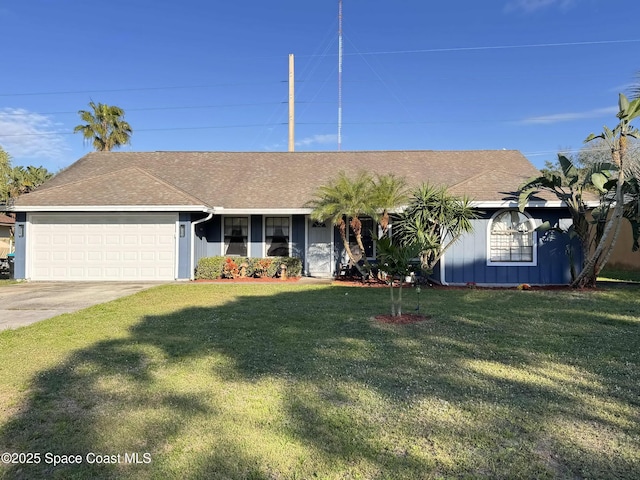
top-left (488, 210), bottom-right (537, 265)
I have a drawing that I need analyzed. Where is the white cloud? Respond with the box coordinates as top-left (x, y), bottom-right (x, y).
top-left (295, 134), bottom-right (338, 148)
top-left (504, 0), bottom-right (577, 13)
top-left (0, 108), bottom-right (69, 161)
top-left (520, 106), bottom-right (617, 124)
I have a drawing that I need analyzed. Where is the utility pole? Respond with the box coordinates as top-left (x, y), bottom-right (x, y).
top-left (288, 53), bottom-right (295, 152)
top-left (338, 0), bottom-right (343, 151)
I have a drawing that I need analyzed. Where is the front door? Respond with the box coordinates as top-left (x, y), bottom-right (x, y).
top-left (307, 220), bottom-right (332, 277)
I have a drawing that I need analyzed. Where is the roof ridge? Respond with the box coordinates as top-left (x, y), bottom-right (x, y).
top-left (19, 166), bottom-right (207, 206)
top-left (448, 170), bottom-right (490, 190)
top-left (20, 166), bottom-right (143, 197)
top-left (449, 166), bottom-right (536, 191)
top-left (86, 149), bottom-right (522, 154)
top-left (131, 167), bottom-right (209, 206)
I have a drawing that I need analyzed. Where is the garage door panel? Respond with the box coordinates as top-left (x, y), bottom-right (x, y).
top-left (140, 251), bottom-right (155, 261)
top-left (105, 251), bottom-right (120, 261)
top-left (52, 251), bottom-right (67, 261)
top-left (30, 213), bottom-right (176, 281)
top-left (105, 235), bottom-right (121, 245)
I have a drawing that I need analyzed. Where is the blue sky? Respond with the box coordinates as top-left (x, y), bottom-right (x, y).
top-left (0, 0), bottom-right (638, 172)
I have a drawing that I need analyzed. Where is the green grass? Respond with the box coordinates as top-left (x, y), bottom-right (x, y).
top-left (1, 283), bottom-right (639, 479)
top-left (598, 267), bottom-right (640, 283)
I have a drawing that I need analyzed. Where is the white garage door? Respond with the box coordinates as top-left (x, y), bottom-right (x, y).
top-left (29, 213), bottom-right (177, 281)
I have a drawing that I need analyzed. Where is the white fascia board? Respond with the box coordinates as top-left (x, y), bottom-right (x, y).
top-left (11, 205), bottom-right (211, 213)
top-left (214, 208), bottom-right (312, 215)
top-left (470, 200), bottom-right (600, 209)
top-left (470, 200), bottom-right (558, 208)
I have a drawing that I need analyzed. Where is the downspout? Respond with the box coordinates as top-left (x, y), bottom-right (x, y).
top-left (190, 210), bottom-right (215, 280)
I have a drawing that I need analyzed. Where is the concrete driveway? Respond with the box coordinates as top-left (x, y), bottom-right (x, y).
top-left (0, 282), bottom-right (162, 331)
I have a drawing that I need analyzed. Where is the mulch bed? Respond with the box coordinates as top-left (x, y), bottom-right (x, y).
top-left (333, 279), bottom-right (600, 291)
top-left (194, 277), bottom-right (301, 283)
top-left (374, 313), bottom-right (432, 324)
top-left (333, 280), bottom-right (388, 287)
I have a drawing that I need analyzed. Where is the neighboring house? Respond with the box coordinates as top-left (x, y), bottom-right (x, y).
top-left (0, 213), bottom-right (15, 258)
top-left (10, 150), bottom-right (577, 285)
top-left (594, 218), bottom-right (640, 271)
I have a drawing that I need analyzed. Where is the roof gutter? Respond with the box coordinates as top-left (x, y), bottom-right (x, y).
top-left (8, 205), bottom-right (211, 213)
top-left (468, 200), bottom-right (601, 209)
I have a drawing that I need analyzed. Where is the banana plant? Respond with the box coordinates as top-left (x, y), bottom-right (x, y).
top-left (519, 94), bottom-right (640, 287)
top-left (573, 94), bottom-right (640, 287)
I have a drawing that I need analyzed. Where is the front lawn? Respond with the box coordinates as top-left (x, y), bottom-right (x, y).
top-left (0, 284), bottom-right (639, 479)
top-left (598, 267), bottom-right (640, 283)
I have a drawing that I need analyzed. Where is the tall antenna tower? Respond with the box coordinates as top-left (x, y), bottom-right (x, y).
top-left (338, 0), bottom-right (343, 151)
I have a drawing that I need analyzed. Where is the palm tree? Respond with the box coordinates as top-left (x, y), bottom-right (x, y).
top-left (74, 101), bottom-right (132, 151)
top-left (394, 183), bottom-right (478, 271)
top-left (307, 171), bottom-right (378, 274)
top-left (7, 166), bottom-right (53, 199)
top-left (0, 146), bottom-right (11, 205)
top-left (371, 173), bottom-right (409, 236)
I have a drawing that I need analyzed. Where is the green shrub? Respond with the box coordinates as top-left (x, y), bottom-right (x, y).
top-left (282, 256), bottom-right (303, 277)
top-left (267, 256), bottom-right (303, 277)
top-left (195, 256), bottom-right (302, 279)
top-left (251, 258), bottom-right (273, 277)
top-left (195, 256), bottom-right (226, 279)
top-left (238, 258), bottom-right (253, 277)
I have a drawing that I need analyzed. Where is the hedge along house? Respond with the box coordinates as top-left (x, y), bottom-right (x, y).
top-left (10, 150), bottom-right (577, 285)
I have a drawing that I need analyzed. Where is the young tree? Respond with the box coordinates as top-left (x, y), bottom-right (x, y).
top-left (74, 101), bottom-right (133, 151)
top-left (375, 236), bottom-right (426, 317)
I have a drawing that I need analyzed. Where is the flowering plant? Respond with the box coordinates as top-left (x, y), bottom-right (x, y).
top-left (222, 257), bottom-right (240, 279)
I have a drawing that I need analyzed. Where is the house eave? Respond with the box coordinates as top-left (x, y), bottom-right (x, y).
top-left (9, 205), bottom-right (211, 213)
top-left (212, 208), bottom-right (313, 215)
top-left (470, 200), bottom-right (600, 208)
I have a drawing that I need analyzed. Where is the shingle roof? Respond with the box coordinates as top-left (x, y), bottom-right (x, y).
top-left (14, 150), bottom-right (545, 209)
top-left (0, 213), bottom-right (15, 225)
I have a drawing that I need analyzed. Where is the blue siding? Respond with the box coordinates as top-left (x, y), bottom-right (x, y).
top-left (250, 215), bottom-right (262, 258)
top-left (193, 215), bottom-right (306, 266)
top-left (13, 212), bottom-right (26, 279)
top-left (177, 213), bottom-right (191, 279)
top-left (444, 208), bottom-right (577, 285)
top-left (292, 215), bottom-right (305, 263)
top-left (193, 215), bottom-right (221, 268)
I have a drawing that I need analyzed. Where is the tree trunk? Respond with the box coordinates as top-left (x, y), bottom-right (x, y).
top-left (594, 202), bottom-right (625, 278)
top-left (339, 218), bottom-right (366, 276)
top-left (571, 150), bottom-right (625, 288)
top-left (389, 283), bottom-right (396, 316)
top-left (350, 216), bottom-right (371, 277)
